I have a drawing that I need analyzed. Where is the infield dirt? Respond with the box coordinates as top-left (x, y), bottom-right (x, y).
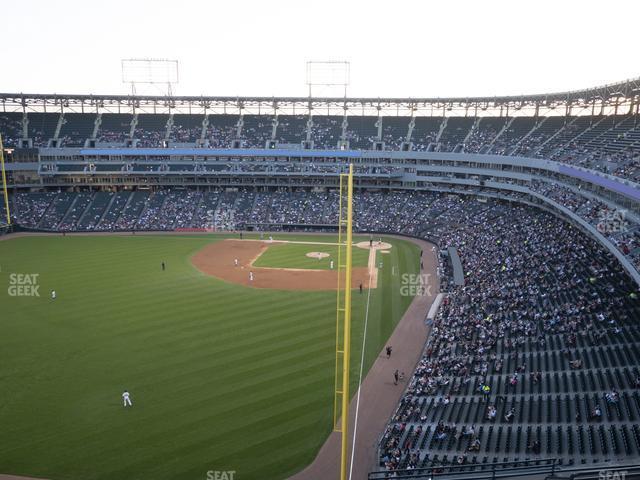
top-left (191, 239), bottom-right (377, 290)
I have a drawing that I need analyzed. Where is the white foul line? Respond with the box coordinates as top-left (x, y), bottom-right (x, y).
top-left (348, 253), bottom-right (374, 480)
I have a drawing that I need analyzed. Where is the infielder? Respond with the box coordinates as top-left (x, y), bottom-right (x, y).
top-left (234, 258), bottom-right (239, 267)
top-left (249, 271), bottom-right (254, 282)
top-left (330, 260), bottom-right (334, 269)
top-left (122, 390), bottom-right (132, 407)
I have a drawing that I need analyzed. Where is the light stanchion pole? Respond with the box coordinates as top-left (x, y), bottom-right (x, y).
top-left (0, 134), bottom-right (11, 226)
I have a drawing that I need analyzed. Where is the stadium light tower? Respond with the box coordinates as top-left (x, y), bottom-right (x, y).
top-left (306, 60), bottom-right (350, 98)
top-left (121, 58), bottom-right (179, 96)
top-left (306, 61), bottom-right (351, 149)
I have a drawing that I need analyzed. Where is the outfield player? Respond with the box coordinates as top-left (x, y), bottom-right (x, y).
top-left (330, 260), bottom-right (334, 269)
top-left (122, 390), bottom-right (132, 407)
top-left (51, 290), bottom-right (56, 299)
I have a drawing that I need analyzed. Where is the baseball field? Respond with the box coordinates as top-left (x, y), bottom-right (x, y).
top-left (0, 232), bottom-right (420, 480)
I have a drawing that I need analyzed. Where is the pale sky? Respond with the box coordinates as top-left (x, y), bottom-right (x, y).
top-left (3, 0), bottom-right (639, 98)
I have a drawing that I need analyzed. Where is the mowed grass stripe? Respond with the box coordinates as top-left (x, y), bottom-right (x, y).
top-left (57, 372), bottom-right (331, 464)
top-left (28, 374), bottom-right (333, 479)
top-left (3, 344), bottom-right (330, 456)
top-left (3, 298), bottom-right (360, 444)
top-left (125, 330), bottom-right (335, 406)
top-left (5, 356), bottom-right (332, 464)
top-left (26, 296), bottom-right (336, 396)
top-left (102, 374), bottom-right (333, 458)
top-left (104, 407), bottom-right (330, 479)
top-left (48, 288), bottom-right (311, 345)
top-left (106, 296), bottom-right (334, 375)
top-left (104, 290), bottom-right (332, 345)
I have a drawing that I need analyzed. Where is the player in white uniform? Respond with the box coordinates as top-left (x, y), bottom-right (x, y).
top-left (51, 290), bottom-right (56, 299)
top-left (330, 260), bottom-right (334, 269)
top-left (122, 390), bottom-right (132, 407)
top-left (234, 258), bottom-right (239, 267)
top-left (249, 271), bottom-right (254, 282)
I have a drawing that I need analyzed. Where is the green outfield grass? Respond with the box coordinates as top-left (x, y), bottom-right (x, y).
top-left (0, 233), bottom-right (420, 480)
top-left (252, 242), bottom-right (370, 270)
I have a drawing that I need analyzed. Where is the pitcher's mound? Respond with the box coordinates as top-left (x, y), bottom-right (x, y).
top-left (355, 241), bottom-right (392, 250)
top-left (306, 251), bottom-right (330, 259)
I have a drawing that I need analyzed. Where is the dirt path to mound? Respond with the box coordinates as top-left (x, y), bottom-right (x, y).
top-left (191, 239), bottom-right (376, 291)
top-left (288, 237), bottom-right (438, 480)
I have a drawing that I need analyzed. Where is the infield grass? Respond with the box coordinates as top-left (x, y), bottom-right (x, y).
top-left (252, 242), bottom-right (370, 270)
top-left (0, 233), bottom-right (420, 480)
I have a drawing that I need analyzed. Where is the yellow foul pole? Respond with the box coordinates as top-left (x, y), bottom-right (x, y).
top-left (339, 164), bottom-right (354, 480)
top-left (0, 134), bottom-right (10, 225)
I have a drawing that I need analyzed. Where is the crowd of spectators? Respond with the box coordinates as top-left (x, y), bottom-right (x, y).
top-left (11, 186), bottom-right (634, 251)
top-left (0, 114), bottom-right (24, 147)
top-left (98, 129), bottom-right (129, 145)
top-left (10, 183), bottom-right (639, 278)
top-left (10, 189), bottom-right (489, 234)
top-left (3, 112), bottom-right (639, 184)
top-left (463, 128), bottom-right (499, 154)
top-left (528, 181), bottom-right (640, 271)
top-left (12, 192), bottom-right (58, 227)
top-left (378, 201), bottom-right (639, 472)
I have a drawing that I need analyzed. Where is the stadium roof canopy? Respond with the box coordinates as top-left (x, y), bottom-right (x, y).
top-left (1, 76), bottom-right (639, 116)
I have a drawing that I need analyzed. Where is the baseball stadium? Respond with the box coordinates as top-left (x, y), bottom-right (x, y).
top-left (2, 3), bottom-right (640, 480)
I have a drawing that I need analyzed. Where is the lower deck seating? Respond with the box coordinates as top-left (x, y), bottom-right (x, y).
top-left (377, 204), bottom-right (640, 473)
